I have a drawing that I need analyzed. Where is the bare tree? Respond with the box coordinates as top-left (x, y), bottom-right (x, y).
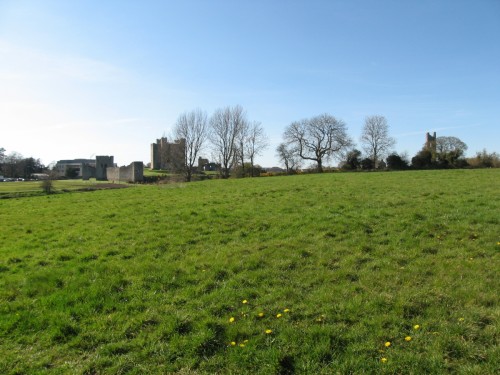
top-left (209, 105), bottom-right (246, 179)
top-left (276, 143), bottom-right (301, 174)
top-left (3, 151), bottom-right (23, 178)
top-left (174, 109), bottom-right (208, 182)
top-left (40, 171), bottom-right (58, 194)
top-left (283, 113), bottom-right (352, 172)
top-left (360, 115), bottom-right (395, 168)
top-left (234, 119), bottom-right (249, 177)
top-left (245, 122), bottom-right (268, 177)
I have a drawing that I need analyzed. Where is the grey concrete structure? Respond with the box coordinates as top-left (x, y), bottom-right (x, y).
top-left (55, 156), bottom-right (115, 180)
top-left (55, 159), bottom-right (95, 178)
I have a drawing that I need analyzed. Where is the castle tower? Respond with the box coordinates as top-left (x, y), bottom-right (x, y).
top-left (425, 132), bottom-right (437, 153)
top-left (151, 139), bottom-right (160, 170)
top-left (150, 137), bottom-right (186, 171)
top-left (96, 155), bottom-right (114, 180)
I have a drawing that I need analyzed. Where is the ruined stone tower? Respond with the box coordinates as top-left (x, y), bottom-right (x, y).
top-left (425, 132), bottom-right (437, 154)
top-left (150, 137), bottom-right (186, 171)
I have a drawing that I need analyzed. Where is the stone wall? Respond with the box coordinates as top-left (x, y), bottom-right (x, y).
top-left (81, 165), bottom-right (96, 180)
top-left (106, 162), bottom-right (143, 183)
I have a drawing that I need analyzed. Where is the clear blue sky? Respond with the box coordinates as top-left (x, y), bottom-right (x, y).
top-left (1, 0), bottom-right (499, 167)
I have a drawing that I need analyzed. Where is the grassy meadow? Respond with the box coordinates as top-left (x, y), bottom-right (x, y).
top-left (0, 169), bottom-right (499, 374)
top-left (0, 180), bottom-right (125, 199)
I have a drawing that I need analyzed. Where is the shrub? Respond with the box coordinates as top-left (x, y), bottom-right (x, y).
top-left (467, 149), bottom-right (500, 168)
top-left (386, 153), bottom-right (409, 170)
top-left (40, 179), bottom-right (54, 194)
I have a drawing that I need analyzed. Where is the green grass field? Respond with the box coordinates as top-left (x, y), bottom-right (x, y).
top-left (1, 170), bottom-right (499, 374)
top-left (0, 179), bottom-right (126, 199)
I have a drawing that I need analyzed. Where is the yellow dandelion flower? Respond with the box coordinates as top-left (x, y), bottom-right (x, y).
top-left (239, 343), bottom-right (245, 347)
top-left (276, 313), bottom-right (282, 318)
top-left (384, 341), bottom-right (391, 347)
top-left (244, 339), bottom-right (249, 343)
top-left (458, 317), bottom-right (465, 322)
top-left (413, 324), bottom-right (420, 330)
top-left (284, 308), bottom-right (290, 313)
top-left (497, 241), bottom-right (500, 245)
top-left (405, 336), bottom-right (412, 341)
top-left (230, 341), bottom-right (236, 346)
top-left (242, 299), bottom-right (248, 304)
top-left (265, 329), bottom-right (272, 334)
top-left (381, 357), bottom-right (388, 363)
top-left (229, 317), bottom-right (235, 323)
top-left (258, 312), bottom-right (264, 318)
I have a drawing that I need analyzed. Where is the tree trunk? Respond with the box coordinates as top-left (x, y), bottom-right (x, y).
top-left (317, 159), bottom-right (323, 173)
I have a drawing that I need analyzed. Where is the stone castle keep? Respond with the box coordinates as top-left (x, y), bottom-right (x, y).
top-left (150, 137), bottom-right (186, 171)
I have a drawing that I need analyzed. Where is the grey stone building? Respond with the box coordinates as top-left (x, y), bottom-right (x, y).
top-left (150, 137), bottom-right (186, 171)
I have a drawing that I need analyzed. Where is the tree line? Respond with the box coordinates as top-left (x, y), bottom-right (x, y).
top-left (275, 113), bottom-right (499, 173)
top-left (173, 106), bottom-right (499, 181)
top-left (0, 148), bottom-right (45, 179)
top-left (2, 108), bottom-right (499, 181)
top-left (172, 105), bottom-right (268, 181)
